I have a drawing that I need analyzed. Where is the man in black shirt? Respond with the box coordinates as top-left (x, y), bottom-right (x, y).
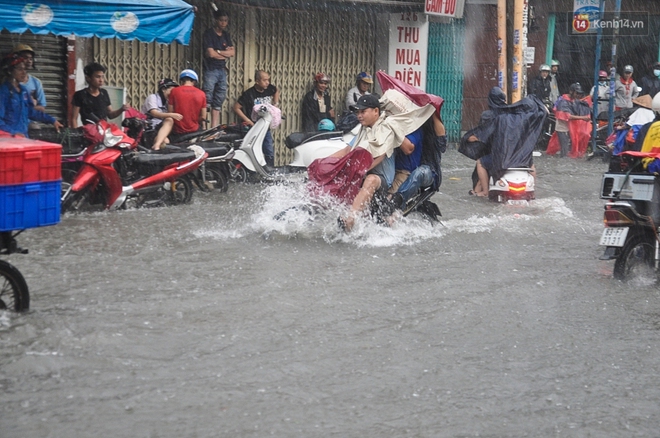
top-left (70, 63), bottom-right (127, 127)
top-left (233, 70), bottom-right (280, 167)
top-left (202, 9), bottom-right (234, 128)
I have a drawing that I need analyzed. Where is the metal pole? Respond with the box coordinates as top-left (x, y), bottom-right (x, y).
top-left (512, 0), bottom-right (524, 102)
top-left (498, 0), bottom-right (507, 96)
top-left (591, 0), bottom-right (606, 152)
top-left (545, 14), bottom-right (555, 66)
top-left (608, 0), bottom-right (622, 135)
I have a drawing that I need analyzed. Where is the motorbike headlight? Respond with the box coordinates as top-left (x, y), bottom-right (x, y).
top-left (103, 128), bottom-right (123, 147)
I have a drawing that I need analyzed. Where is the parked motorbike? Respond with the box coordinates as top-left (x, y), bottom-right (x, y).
top-left (285, 129), bottom-right (355, 170)
top-left (599, 155), bottom-right (660, 280)
top-left (61, 117), bottom-right (207, 212)
top-left (231, 105), bottom-right (276, 181)
top-left (163, 123), bottom-right (245, 192)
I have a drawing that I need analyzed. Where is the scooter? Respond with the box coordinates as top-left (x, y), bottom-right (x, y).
top-left (231, 105), bottom-right (276, 181)
top-left (599, 155), bottom-right (660, 280)
top-left (61, 117), bottom-right (208, 212)
top-left (488, 169), bottom-right (535, 204)
top-left (161, 123), bottom-right (243, 192)
top-left (285, 128), bottom-right (355, 170)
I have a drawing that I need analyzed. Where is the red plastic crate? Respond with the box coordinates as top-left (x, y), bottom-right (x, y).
top-left (0, 137), bottom-right (62, 185)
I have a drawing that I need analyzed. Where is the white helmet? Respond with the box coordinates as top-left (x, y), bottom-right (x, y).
top-left (652, 92), bottom-right (660, 114)
top-left (179, 69), bottom-right (198, 82)
top-left (540, 64), bottom-right (550, 72)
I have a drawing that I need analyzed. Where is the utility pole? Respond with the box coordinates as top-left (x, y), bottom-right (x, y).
top-left (498, 0), bottom-right (507, 96)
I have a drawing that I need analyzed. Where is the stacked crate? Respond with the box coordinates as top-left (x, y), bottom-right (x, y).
top-left (0, 137), bottom-right (62, 231)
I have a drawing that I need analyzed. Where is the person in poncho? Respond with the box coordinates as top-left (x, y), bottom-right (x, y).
top-left (546, 83), bottom-right (592, 158)
top-left (459, 87), bottom-right (547, 196)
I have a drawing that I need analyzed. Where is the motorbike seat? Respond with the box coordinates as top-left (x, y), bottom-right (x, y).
top-left (285, 131), bottom-right (344, 149)
top-left (196, 142), bottom-right (231, 157)
top-left (214, 132), bottom-right (244, 142)
top-left (133, 150), bottom-right (196, 166)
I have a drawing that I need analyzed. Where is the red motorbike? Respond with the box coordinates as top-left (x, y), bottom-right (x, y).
top-left (61, 118), bottom-right (207, 212)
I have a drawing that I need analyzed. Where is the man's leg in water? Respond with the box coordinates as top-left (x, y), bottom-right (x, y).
top-left (342, 174), bottom-right (382, 231)
top-left (396, 165), bottom-right (434, 204)
top-left (557, 131), bottom-right (570, 157)
top-left (262, 130), bottom-right (275, 167)
top-left (475, 158), bottom-right (490, 197)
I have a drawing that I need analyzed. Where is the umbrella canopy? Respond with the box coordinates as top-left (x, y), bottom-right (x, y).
top-left (1, 0), bottom-right (195, 45)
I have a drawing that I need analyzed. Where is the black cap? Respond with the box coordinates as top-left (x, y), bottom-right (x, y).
top-left (158, 78), bottom-right (178, 90)
top-left (569, 82), bottom-right (584, 95)
top-left (350, 94), bottom-right (380, 111)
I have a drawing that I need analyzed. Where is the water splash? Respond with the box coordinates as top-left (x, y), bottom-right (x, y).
top-left (194, 180), bottom-right (585, 248)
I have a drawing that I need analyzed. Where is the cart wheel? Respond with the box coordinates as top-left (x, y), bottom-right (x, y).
top-left (0, 260), bottom-right (29, 312)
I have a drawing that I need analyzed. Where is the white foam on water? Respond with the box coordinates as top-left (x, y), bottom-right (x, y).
top-left (195, 182), bottom-right (584, 248)
top-left (249, 183), bottom-right (446, 247)
top-left (0, 310), bottom-right (11, 329)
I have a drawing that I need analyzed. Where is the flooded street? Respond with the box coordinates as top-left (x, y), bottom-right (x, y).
top-left (2, 150), bottom-right (660, 437)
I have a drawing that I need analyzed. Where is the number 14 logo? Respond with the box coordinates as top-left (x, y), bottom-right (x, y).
top-left (573, 14), bottom-right (590, 33)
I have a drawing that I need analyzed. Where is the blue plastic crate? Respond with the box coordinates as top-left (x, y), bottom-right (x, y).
top-left (0, 181), bottom-right (61, 231)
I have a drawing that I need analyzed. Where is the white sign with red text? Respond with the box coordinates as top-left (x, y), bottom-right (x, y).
top-left (424, 0), bottom-right (466, 18)
top-left (388, 12), bottom-right (429, 91)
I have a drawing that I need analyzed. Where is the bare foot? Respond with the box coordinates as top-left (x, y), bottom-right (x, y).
top-left (338, 214), bottom-right (356, 232)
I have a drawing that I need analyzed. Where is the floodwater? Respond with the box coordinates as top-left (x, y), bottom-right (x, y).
top-left (2, 150), bottom-right (660, 437)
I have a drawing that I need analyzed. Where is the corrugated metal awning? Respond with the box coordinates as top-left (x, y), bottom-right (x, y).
top-left (218, 0), bottom-right (424, 12)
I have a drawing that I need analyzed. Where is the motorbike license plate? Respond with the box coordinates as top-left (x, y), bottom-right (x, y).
top-left (507, 199), bottom-right (528, 206)
top-left (600, 227), bottom-right (629, 247)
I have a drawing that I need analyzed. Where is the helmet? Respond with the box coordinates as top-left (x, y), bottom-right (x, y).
top-left (598, 70), bottom-right (608, 79)
top-left (12, 43), bottom-right (34, 56)
top-left (179, 69), bottom-right (198, 82)
top-left (652, 92), bottom-right (660, 114)
top-left (540, 64), bottom-right (550, 72)
top-left (158, 78), bottom-right (178, 90)
top-left (569, 82), bottom-right (584, 95)
top-left (356, 72), bottom-right (373, 84)
top-left (318, 119), bottom-right (336, 131)
top-left (314, 72), bottom-right (330, 83)
top-left (551, 59), bottom-right (560, 66)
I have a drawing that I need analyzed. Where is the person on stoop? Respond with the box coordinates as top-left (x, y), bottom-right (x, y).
top-left (202, 8), bottom-right (234, 128)
top-left (233, 69), bottom-right (279, 167)
top-left (167, 69), bottom-right (207, 143)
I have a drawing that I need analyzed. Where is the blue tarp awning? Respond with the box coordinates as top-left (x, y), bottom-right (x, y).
top-left (1, 0), bottom-right (195, 45)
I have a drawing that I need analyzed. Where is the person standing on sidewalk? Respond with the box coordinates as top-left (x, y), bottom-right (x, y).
top-left (202, 9), bottom-right (234, 128)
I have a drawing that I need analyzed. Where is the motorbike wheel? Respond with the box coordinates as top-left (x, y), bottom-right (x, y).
top-left (228, 161), bottom-right (248, 183)
top-left (613, 235), bottom-right (657, 281)
top-left (61, 168), bottom-right (78, 184)
top-left (61, 189), bottom-right (89, 213)
top-left (0, 260), bottom-right (29, 312)
top-left (205, 168), bottom-right (229, 193)
top-left (166, 177), bottom-right (194, 205)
